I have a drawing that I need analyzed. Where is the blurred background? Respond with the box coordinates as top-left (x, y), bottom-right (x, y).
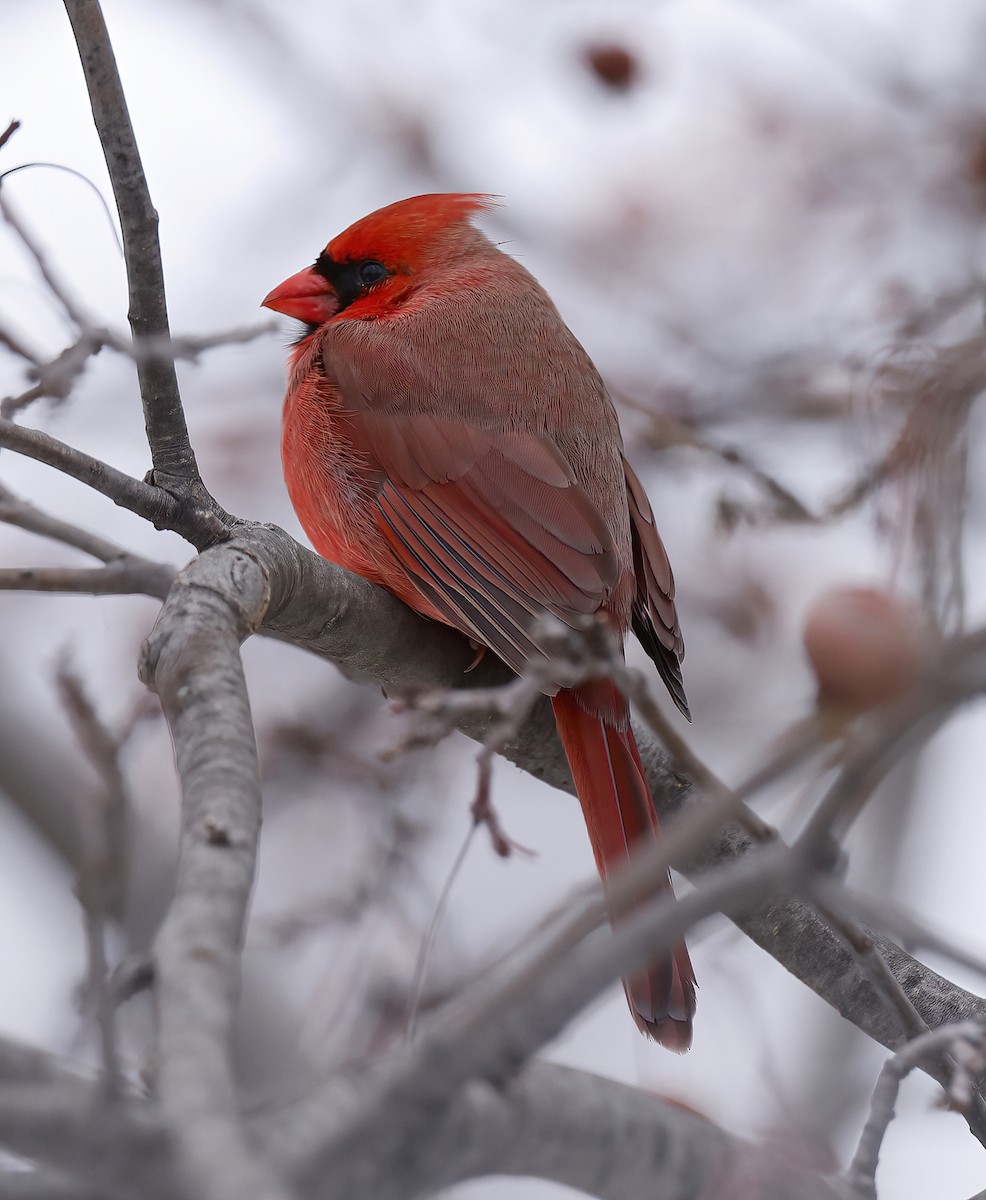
top-left (3, 1), bottom-right (986, 1195)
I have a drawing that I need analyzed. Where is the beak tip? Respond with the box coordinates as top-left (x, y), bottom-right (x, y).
top-left (261, 267), bottom-right (338, 324)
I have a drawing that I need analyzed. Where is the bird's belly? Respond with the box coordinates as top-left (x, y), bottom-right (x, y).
top-left (282, 389), bottom-right (380, 570)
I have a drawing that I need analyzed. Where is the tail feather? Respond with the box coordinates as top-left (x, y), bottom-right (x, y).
top-left (551, 683), bottom-right (696, 1052)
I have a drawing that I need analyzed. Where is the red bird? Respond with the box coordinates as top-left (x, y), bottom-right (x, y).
top-left (263, 194), bottom-right (696, 1050)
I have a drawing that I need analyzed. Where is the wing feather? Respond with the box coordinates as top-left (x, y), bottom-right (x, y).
top-left (321, 300), bottom-right (680, 700)
top-left (363, 419), bottom-right (619, 678)
top-left (623, 456), bottom-right (689, 717)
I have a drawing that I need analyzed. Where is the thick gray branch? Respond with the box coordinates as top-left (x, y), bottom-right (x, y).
top-left (192, 526), bottom-right (986, 1069)
top-left (260, 1059), bottom-right (842, 1200)
top-left (0, 1033), bottom-right (841, 1200)
top-left (138, 562), bottom-right (292, 1200)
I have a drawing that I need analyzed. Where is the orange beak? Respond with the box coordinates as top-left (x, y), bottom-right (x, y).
top-left (262, 266), bottom-right (340, 324)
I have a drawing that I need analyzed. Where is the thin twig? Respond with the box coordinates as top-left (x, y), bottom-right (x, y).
top-left (0, 480), bottom-right (134, 561)
top-left (0, 191), bottom-right (93, 329)
top-left (2, 331), bottom-right (106, 419)
top-left (0, 321), bottom-right (42, 366)
top-left (0, 561), bottom-right (173, 599)
top-left (846, 1022), bottom-right (986, 1200)
top-left (129, 321), bottom-right (278, 364)
top-left (309, 842), bottom-right (802, 1188)
top-left (0, 480), bottom-right (176, 597)
top-left (821, 878), bottom-right (986, 985)
top-left (62, 1), bottom-right (201, 489)
top-left (54, 658), bottom-right (129, 1098)
top-left (0, 119), bottom-right (20, 152)
top-left (0, 418), bottom-right (225, 545)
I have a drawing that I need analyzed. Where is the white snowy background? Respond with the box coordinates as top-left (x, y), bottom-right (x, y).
top-left (3, 1), bottom-right (986, 1195)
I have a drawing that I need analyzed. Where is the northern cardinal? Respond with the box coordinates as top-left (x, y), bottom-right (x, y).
top-left (263, 194), bottom-right (696, 1050)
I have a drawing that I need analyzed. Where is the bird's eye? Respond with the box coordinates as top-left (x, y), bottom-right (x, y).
top-left (357, 260), bottom-right (388, 286)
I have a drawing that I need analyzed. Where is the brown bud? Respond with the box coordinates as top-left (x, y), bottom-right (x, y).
top-left (802, 587), bottom-right (931, 713)
top-left (583, 43), bottom-right (639, 92)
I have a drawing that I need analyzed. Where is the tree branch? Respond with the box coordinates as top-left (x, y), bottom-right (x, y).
top-left (6, 485), bottom-right (983, 1096)
top-left (0, 1031), bottom-right (842, 1200)
top-left (191, 527), bottom-right (986, 1098)
top-left (61, 1), bottom-right (199, 489)
top-left (259, 1059), bottom-right (843, 1200)
top-left (0, 418), bottom-right (224, 545)
top-left (138, 559), bottom-right (292, 1200)
top-left (0, 561), bottom-right (174, 598)
top-left (292, 842), bottom-right (803, 1199)
top-left (846, 1022), bottom-right (986, 1199)
top-left (0, 481), bottom-right (138, 561)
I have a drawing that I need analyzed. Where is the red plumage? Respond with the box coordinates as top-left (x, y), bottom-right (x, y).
top-left (264, 194), bottom-right (696, 1049)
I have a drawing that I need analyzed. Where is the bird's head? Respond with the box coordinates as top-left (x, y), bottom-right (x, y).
top-left (262, 193), bottom-right (496, 328)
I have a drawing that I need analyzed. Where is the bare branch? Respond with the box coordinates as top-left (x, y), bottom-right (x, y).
top-left (0, 1083), bottom-right (170, 1200)
top-left (0, 561), bottom-right (174, 598)
top-left (0, 481), bottom-right (136, 561)
top-left (0, 418), bottom-right (225, 545)
top-left (846, 1022), bottom-right (986, 1199)
top-left (805, 889), bottom-right (928, 1043)
top-left (822, 879), bottom-right (986, 985)
top-left (260, 1058), bottom-right (843, 1200)
top-left (61, 1), bottom-right (200, 490)
top-left (2, 332), bottom-right (106, 420)
top-left (0, 322), bottom-right (42, 366)
top-left (138, 558), bottom-right (292, 1200)
top-left (54, 658), bottom-right (131, 1095)
top-left (218, 524), bottom-right (986, 1094)
top-left (0, 481), bottom-right (176, 595)
top-left (0, 119), bottom-right (20, 152)
top-left (0, 1166), bottom-right (111, 1200)
top-left (275, 844), bottom-right (833, 1200)
top-left (0, 1025), bottom-right (843, 1200)
top-left (0, 192), bottom-right (93, 331)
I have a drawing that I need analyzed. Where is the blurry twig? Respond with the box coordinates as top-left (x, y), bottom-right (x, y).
top-left (821, 880), bottom-right (986, 985)
top-left (846, 1022), bottom-right (986, 1200)
top-left (390, 671), bottom-right (543, 856)
top-left (0, 119), bottom-right (20, 152)
top-left (0, 191), bottom-right (92, 330)
top-left (315, 839), bottom-right (802, 1185)
top-left (54, 655), bottom-right (129, 1098)
top-left (404, 822), bottom-right (477, 1043)
top-left (2, 332), bottom-right (106, 418)
top-left (0, 479), bottom-right (144, 562)
top-left (637, 407), bottom-right (817, 525)
top-left (873, 336), bottom-right (985, 633)
top-left (806, 889), bottom-right (928, 1043)
top-left (896, 281), bottom-right (985, 341)
top-left (0, 480), bottom-right (176, 598)
top-left (634, 335), bottom-right (986, 568)
top-left (0, 323), bottom-right (42, 366)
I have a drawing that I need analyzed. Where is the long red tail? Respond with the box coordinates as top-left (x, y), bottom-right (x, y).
top-left (551, 684), bottom-right (696, 1051)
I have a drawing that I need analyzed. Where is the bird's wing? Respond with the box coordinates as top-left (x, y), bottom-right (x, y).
top-left (324, 322), bottom-right (622, 679)
top-left (367, 410), bottom-right (618, 679)
top-left (623, 455), bottom-right (688, 717)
